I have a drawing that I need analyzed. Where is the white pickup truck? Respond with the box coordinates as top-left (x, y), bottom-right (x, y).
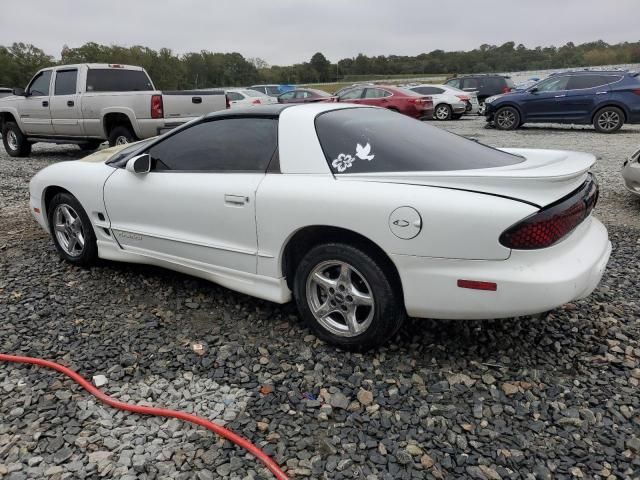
top-left (0, 63), bottom-right (227, 157)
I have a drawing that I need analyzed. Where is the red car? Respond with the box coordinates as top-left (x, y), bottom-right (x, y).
top-left (336, 85), bottom-right (433, 119)
top-left (277, 88), bottom-right (337, 104)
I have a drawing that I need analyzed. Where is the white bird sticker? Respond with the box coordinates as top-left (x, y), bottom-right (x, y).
top-left (355, 143), bottom-right (375, 161)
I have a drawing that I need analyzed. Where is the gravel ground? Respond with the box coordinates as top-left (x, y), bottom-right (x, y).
top-left (1, 117), bottom-right (639, 480)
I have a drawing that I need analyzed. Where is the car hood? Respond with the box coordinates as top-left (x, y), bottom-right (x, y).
top-left (336, 148), bottom-right (595, 208)
top-left (78, 140), bottom-right (149, 163)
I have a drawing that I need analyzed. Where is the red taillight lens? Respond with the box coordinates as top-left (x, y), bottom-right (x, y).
top-left (252, 99), bottom-right (261, 104)
top-left (500, 176), bottom-right (598, 250)
top-left (632, 88), bottom-right (640, 96)
top-left (226, 95), bottom-right (230, 109)
top-left (456, 95), bottom-right (470, 101)
top-left (502, 87), bottom-right (512, 94)
top-left (150, 94), bottom-right (163, 119)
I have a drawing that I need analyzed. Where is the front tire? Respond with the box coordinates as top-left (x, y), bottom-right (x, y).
top-left (593, 106), bottom-right (624, 133)
top-left (434, 103), bottom-right (453, 121)
top-left (494, 106), bottom-right (520, 130)
top-left (108, 125), bottom-right (136, 147)
top-left (293, 243), bottom-right (405, 351)
top-left (48, 193), bottom-right (98, 267)
top-left (2, 122), bottom-right (31, 157)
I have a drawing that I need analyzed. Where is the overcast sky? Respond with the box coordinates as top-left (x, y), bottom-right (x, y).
top-left (1, 0), bottom-right (638, 65)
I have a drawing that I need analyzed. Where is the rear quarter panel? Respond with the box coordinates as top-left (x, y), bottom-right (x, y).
top-left (255, 174), bottom-right (537, 278)
top-left (81, 92), bottom-right (158, 138)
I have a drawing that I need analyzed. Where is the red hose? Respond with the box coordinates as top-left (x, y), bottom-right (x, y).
top-left (0, 353), bottom-right (289, 480)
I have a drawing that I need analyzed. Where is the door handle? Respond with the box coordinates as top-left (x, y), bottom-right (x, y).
top-left (42, 101), bottom-right (49, 107)
top-left (595, 91), bottom-right (608, 95)
top-left (67, 100), bottom-right (75, 107)
top-left (224, 194), bottom-right (248, 206)
top-left (192, 97), bottom-right (202, 104)
top-left (554, 94), bottom-right (566, 98)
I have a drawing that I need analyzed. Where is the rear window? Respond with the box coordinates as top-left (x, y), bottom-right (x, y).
top-left (315, 108), bottom-right (523, 174)
top-left (266, 86), bottom-right (281, 96)
top-left (86, 69), bottom-right (153, 92)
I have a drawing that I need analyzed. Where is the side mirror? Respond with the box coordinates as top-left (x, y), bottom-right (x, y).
top-left (125, 153), bottom-right (151, 174)
top-left (13, 87), bottom-right (25, 96)
top-left (529, 87), bottom-right (538, 94)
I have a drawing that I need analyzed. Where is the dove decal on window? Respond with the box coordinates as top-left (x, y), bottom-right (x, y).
top-left (332, 143), bottom-right (375, 172)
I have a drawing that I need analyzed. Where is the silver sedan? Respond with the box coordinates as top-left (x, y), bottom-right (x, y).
top-left (622, 148), bottom-right (640, 196)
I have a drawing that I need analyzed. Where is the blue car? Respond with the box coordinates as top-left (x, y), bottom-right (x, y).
top-left (485, 70), bottom-right (640, 133)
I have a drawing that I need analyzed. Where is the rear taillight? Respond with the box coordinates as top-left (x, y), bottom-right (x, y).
top-left (502, 87), bottom-right (512, 94)
top-left (456, 94), bottom-right (470, 101)
top-left (252, 99), bottom-right (261, 104)
top-left (150, 94), bottom-right (163, 119)
top-left (225, 95), bottom-right (230, 109)
top-left (632, 88), bottom-right (640, 96)
top-left (499, 176), bottom-right (598, 250)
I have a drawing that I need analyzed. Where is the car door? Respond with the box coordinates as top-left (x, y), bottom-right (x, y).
top-left (338, 88), bottom-right (365, 104)
top-left (50, 68), bottom-right (84, 136)
top-left (361, 88), bottom-right (391, 107)
top-left (103, 116), bottom-right (278, 274)
top-left (20, 70), bottom-right (54, 135)
top-left (520, 75), bottom-right (570, 120)
top-left (227, 91), bottom-right (245, 108)
top-left (565, 74), bottom-right (617, 121)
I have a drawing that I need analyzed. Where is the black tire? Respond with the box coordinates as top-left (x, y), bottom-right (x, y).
top-left (293, 243), bottom-right (405, 351)
top-left (593, 106), bottom-right (624, 133)
top-left (79, 140), bottom-right (103, 151)
top-left (108, 125), bottom-right (136, 147)
top-left (47, 193), bottom-right (98, 267)
top-left (433, 103), bottom-right (452, 120)
top-left (494, 106), bottom-right (520, 130)
top-left (2, 121), bottom-right (31, 157)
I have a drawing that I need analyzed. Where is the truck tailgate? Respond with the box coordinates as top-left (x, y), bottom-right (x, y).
top-left (162, 90), bottom-right (226, 119)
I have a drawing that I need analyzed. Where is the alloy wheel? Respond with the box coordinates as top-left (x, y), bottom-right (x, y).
top-left (115, 135), bottom-right (129, 145)
top-left (53, 204), bottom-right (85, 257)
top-left (306, 260), bottom-right (374, 337)
top-left (7, 130), bottom-right (18, 151)
top-left (496, 109), bottom-right (516, 129)
top-left (435, 105), bottom-right (450, 120)
top-left (597, 111), bottom-right (620, 132)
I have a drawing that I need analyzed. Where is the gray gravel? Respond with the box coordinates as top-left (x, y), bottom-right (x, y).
top-left (1, 117), bottom-right (639, 479)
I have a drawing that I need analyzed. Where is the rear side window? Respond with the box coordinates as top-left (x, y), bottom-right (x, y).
top-left (445, 79), bottom-right (461, 89)
top-left (364, 88), bottom-right (391, 98)
top-left (148, 118), bottom-right (277, 172)
top-left (567, 75), bottom-right (622, 90)
top-left (316, 108), bottom-right (523, 173)
top-left (54, 70), bottom-right (77, 95)
top-left (413, 86), bottom-right (444, 95)
top-left (86, 69), bottom-right (153, 92)
top-left (227, 91), bottom-right (244, 101)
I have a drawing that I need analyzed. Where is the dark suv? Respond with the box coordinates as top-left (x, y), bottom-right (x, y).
top-left (444, 75), bottom-right (515, 105)
top-left (484, 71), bottom-right (640, 133)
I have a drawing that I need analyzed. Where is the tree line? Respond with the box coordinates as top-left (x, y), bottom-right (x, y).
top-left (1, 40), bottom-right (639, 90)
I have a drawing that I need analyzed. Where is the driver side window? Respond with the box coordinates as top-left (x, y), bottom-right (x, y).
top-left (535, 76), bottom-right (569, 92)
top-left (27, 71), bottom-right (52, 96)
top-left (148, 118), bottom-right (278, 172)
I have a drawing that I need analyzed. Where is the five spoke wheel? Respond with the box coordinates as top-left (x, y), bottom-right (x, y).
top-left (306, 260), bottom-right (374, 337)
top-left (53, 204), bottom-right (86, 257)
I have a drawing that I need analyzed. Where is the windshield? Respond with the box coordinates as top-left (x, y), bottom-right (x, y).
top-left (315, 108), bottom-right (524, 174)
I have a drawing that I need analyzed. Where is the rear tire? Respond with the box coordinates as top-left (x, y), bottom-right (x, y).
top-left (293, 243), bottom-right (405, 351)
top-left (2, 122), bottom-right (31, 157)
top-left (108, 125), bottom-right (136, 147)
top-left (593, 106), bottom-right (624, 133)
top-left (48, 193), bottom-right (98, 267)
top-left (79, 140), bottom-right (103, 152)
top-left (434, 103), bottom-right (452, 120)
top-left (494, 106), bottom-right (520, 130)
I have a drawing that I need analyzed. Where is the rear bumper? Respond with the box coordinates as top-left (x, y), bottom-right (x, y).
top-left (622, 158), bottom-right (640, 195)
top-left (393, 216), bottom-right (611, 319)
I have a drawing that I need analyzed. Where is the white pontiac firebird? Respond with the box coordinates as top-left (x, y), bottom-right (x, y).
top-left (29, 103), bottom-right (612, 350)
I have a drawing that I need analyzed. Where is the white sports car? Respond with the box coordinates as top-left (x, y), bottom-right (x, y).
top-left (29, 103), bottom-right (611, 350)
